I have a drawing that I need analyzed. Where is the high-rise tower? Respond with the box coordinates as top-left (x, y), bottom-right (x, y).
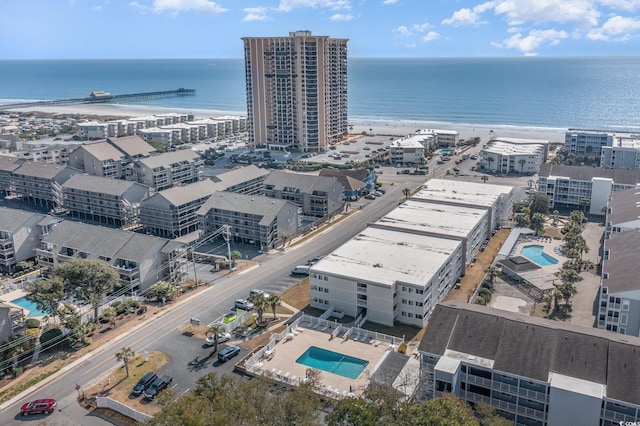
top-left (242, 30), bottom-right (348, 153)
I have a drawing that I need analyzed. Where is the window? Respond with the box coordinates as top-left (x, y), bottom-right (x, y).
top-left (621, 314), bottom-right (627, 325)
top-left (622, 300), bottom-right (629, 311)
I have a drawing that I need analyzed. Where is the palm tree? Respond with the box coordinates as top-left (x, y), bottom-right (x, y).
top-left (267, 294), bottom-right (282, 320)
top-left (249, 293), bottom-right (268, 325)
top-left (579, 197), bottom-right (591, 213)
top-left (519, 158), bottom-right (526, 174)
top-left (116, 347), bottom-right (135, 377)
top-left (402, 188), bottom-right (411, 197)
top-left (531, 212), bottom-right (546, 235)
top-left (486, 266), bottom-right (500, 286)
top-left (207, 323), bottom-right (227, 350)
top-left (558, 281), bottom-right (577, 308)
top-left (481, 176), bottom-right (489, 183)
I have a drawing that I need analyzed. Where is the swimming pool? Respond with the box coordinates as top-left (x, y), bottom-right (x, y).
top-left (521, 245), bottom-right (559, 267)
top-left (10, 296), bottom-right (47, 317)
top-left (296, 346), bottom-right (369, 379)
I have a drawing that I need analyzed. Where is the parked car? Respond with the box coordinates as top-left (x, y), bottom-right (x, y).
top-left (291, 265), bottom-right (310, 276)
top-left (373, 191), bottom-right (383, 196)
top-left (218, 345), bottom-right (241, 362)
top-left (307, 255), bottom-right (325, 265)
top-left (205, 332), bottom-right (231, 347)
top-left (364, 194), bottom-right (376, 200)
top-left (131, 371), bottom-right (157, 397)
top-left (470, 155), bottom-right (478, 160)
top-left (20, 399), bottom-right (57, 416)
top-left (526, 189), bottom-right (536, 194)
top-left (363, 146), bottom-right (371, 150)
top-left (453, 167), bottom-right (460, 172)
top-left (143, 375), bottom-right (173, 400)
top-left (234, 299), bottom-right (254, 311)
top-left (249, 289), bottom-right (270, 300)
top-left (377, 188), bottom-right (386, 194)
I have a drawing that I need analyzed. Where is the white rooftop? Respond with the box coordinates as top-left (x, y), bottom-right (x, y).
top-left (549, 372), bottom-right (605, 399)
top-left (483, 141), bottom-right (546, 155)
top-left (390, 135), bottom-right (425, 149)
top-left (417, 128), bottom-right (459, 135)
top-left (415, 179), bottom-right (513, 208)
top-left (375, 199), bottom-right (487, 238)
top-left (310, 227), bottom-right (461, 288)
top-left (612, 135), bottom-right (640, 149)
top-left (493, 137), bottom-right (550, 145)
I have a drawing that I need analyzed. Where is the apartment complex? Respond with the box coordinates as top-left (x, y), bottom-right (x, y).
top-left (0, 155), bottom-right (24, 196)
top-left (388, 135), bottom-right (426, 166)
top-left (538, 164), bottom-right (640, 215)
top-left (479, 137), bottom-right (549, 175)
top-left (418, 302), bottom-right (640, 426)
top-left (133, 150), bottom-right (204, 191)
top-left (243, 30), bottom-right (348, 152)
top-left (11, 162), bottom-right (79, 209)
top-left (563, 130), bottom-right (613, 164)
top-left (207, 164), bottom-right (269, 195)
top-left (140, 179), bottom-right (219, 239)
top-left (36, 221), bottom-right (187, 292)
top-left (605, 187), bottom-right (640, 238)
top-left (62, 174), bottom-right (149, 228)
top-left (263, 171), bottom-right (344, 219)
top-left (309, 226), bottom-right (464, 327)
top-left (0, 208), bottom-right (61, 273)
top-left (197, 191), bottom-right (299, 251)
top-left (318, 168), bottom-right (376, 198)
top-left (601, 134), bottom-right (640, 170)
top-left (308, 178), bottom-right (512, 328)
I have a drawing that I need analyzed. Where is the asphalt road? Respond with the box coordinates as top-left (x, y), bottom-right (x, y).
top-left (0, 175), bottom-right (424, 425)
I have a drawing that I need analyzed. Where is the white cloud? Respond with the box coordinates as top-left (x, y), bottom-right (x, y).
top-left (412, 22), bottom-right (431, 32)
top-left (130, 0), bottom-right (228, 15)
top-left (243, 7), bottom-right (269, 21)
top-left (331, 13), bottom-right (355, 20)
top-left (493, 0), bottom-right (600, 27)
top-left (382, 0), bottom-right (399, 4)
top-left (93, 5), bottom-right (103, 12)
top-left (421, 31), bottom-right (441, 42)
top-left (394, 25), bottom-right (412, 36)
top-left (597, 0), bottom-right (640, 11)
top-left (277, 0), bottom-right (351, 12)
top-left (587, 15), bottom-right (640, 39)
top-left (494, 28), bottom-right (568, 54)
top-left (442, 1), bottom-right (495, 26)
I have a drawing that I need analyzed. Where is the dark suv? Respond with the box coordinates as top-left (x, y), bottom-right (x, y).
top-left (143, 375), bottom-right (173, 400)
top-left (218, 345), bottom-right (241, 362)
top-left (131, 371), bottom-right (157, 397)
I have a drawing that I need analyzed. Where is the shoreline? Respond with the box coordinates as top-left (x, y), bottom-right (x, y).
top-left (6, 103), bottom-right (568, 143)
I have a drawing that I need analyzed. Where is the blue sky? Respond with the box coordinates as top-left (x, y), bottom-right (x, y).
top-left (2, 0), bottom-right (640, 59)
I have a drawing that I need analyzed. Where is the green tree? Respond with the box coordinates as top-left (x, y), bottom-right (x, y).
top-left (476, 402), bottom-right (513, 426)
top-left (267, 294), bottom-right (282, 320)
top-left (25, 276), bottom-right (65, 322)
top-left (402, 188), bottom-right (411, 197)
top-left (481, 175), bottom-right (489, 183)
top-left (485, 266), bottom-right (500, 286)
top-left (558, 280), bottom-right (577, 308)
top-left (116, 346), bottom-right (135, 377)
top-left (401, 395), bottom-right (479, 425)
top-left (54, 259), bottom-right (119, 322)
top-left (148, 281), bottom-right (179, 305)
top-left (579, 197), bottom-right (591, 213)
top-left (327, 397), bottom-right (379, 426)
top-left (249, 292), bottom-right (268, 325)
top-left (529, 193), bottom-right (550, 219)
top-left (531, 212), bottom-right (546, 235)
top-left (569, 210), bottom-right (586, 225)
top-left (514, 213), bottom-right (530, 228)
top-left (519, 158), bottom-right (526, 173)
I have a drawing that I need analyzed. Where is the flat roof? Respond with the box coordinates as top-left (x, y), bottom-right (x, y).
top-left (549, 372), bottom-right (605, 399)
top-left (310, 227), bottom-right (461, 288)
top-left (389, 136), bottom-right (425, 149)
top-left (375, 199), bottom-right (487, 238)
top-left (414, 179), bottom-right (512, 208)
top-left (493, 137), bottom-right (550, 145)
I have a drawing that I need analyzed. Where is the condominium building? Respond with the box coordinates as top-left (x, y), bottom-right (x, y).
top-left (62, 174), bottom-right (149, 228)
top-left (77, 121), bottom-right (108, 140)
top-left (36, 221), bottom-right (187, 293)
top-left (242, 30), bottom-right (348, 152)
top-left (197, 191), bottom-right (299, 251)
top-left (601, 134), bottom-right (640, 170)
top-left (374, 199), bottom-right (490, 267)
top-left (538, 164), bottom-right (640, 215)
top-left (0, 155), bottom-right (24, 196)
top-left (563, 130), bottom-right (613, 164)
top-left (479, 137), bottom-right (549, 175)
top-left (140, 179), bottom-right (219, 239)
top-left (263, 171), bottom-right (344, 219)
top-left (309, 226), bottom-right (463, 327)
top-left (133, 150), bottom-right (204, 191)
top-left (0, 208), bottom-right (61, 273)
top-left (207, 164), bottom-right (269, 195)
top-left (389, 135), bottom-right (426, 166)
top-left (604, 187), bottom-right (640, 238)
top-left (418, 301), bottom-right (640, 426)
top-left (12, 162), bottom-right (79, 209)
top-left (413, 179), bottom-right (514, 232)
top-left (416, 129), bottom-right (460, 148)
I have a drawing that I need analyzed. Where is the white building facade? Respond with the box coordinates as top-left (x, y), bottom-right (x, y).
top-left (480, 137), bottom-right (549, 175)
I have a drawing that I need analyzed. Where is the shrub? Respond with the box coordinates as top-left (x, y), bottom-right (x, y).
top-left (126, 299), bottom-right (141, 309)
top-left (479, 288), bottom-right (492, 299)
top-left (98, 313), bottom-right (112, 324)
top-left (397, 342), bottom-right (407, 354)
top-left (25, 318), bottom-right (41, 329)
top-left (39, 328), bottom-right (63, 351)
top-left (110, 301), bottom-right (122, 309)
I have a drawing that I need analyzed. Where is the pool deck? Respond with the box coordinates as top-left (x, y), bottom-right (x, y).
top-left (252, 324), bottom-right (391, 397)
top-left (0, 290), bottom-right (47, 319)
top-left (516, 237), bottom-right (565, 274)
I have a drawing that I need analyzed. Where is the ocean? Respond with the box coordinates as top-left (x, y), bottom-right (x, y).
top-left (0, 57), bottom-right (639, 131)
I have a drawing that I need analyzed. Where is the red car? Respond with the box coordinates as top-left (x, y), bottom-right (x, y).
top-left (20, 399), bottom-right (57, 416)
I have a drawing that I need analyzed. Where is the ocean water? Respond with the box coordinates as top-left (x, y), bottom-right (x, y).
top-left (0, 57), bottom-right (639, 131)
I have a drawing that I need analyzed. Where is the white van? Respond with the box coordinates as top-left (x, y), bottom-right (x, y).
top-left (291, 265), bottom-right (310, 276)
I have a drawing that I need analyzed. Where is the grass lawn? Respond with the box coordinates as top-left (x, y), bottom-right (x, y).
top-left (282, 279), bottom-right (310, 310)
top-left (84, 351), bottom-right (170, 416)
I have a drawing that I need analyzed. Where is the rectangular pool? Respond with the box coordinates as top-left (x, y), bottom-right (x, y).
top-left (521, 244), bottom-right (559, 267)
top-left (296, 346), bottom-right (368, 379)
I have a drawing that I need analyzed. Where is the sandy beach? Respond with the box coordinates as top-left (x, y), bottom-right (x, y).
top-left (10, 103), bottom-right (568, 143)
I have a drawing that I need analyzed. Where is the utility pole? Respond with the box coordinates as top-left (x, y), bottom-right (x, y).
top-left (191, 247), bottom-right (198, 286)
top-left (223, 225), bottom-right (234, 271)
